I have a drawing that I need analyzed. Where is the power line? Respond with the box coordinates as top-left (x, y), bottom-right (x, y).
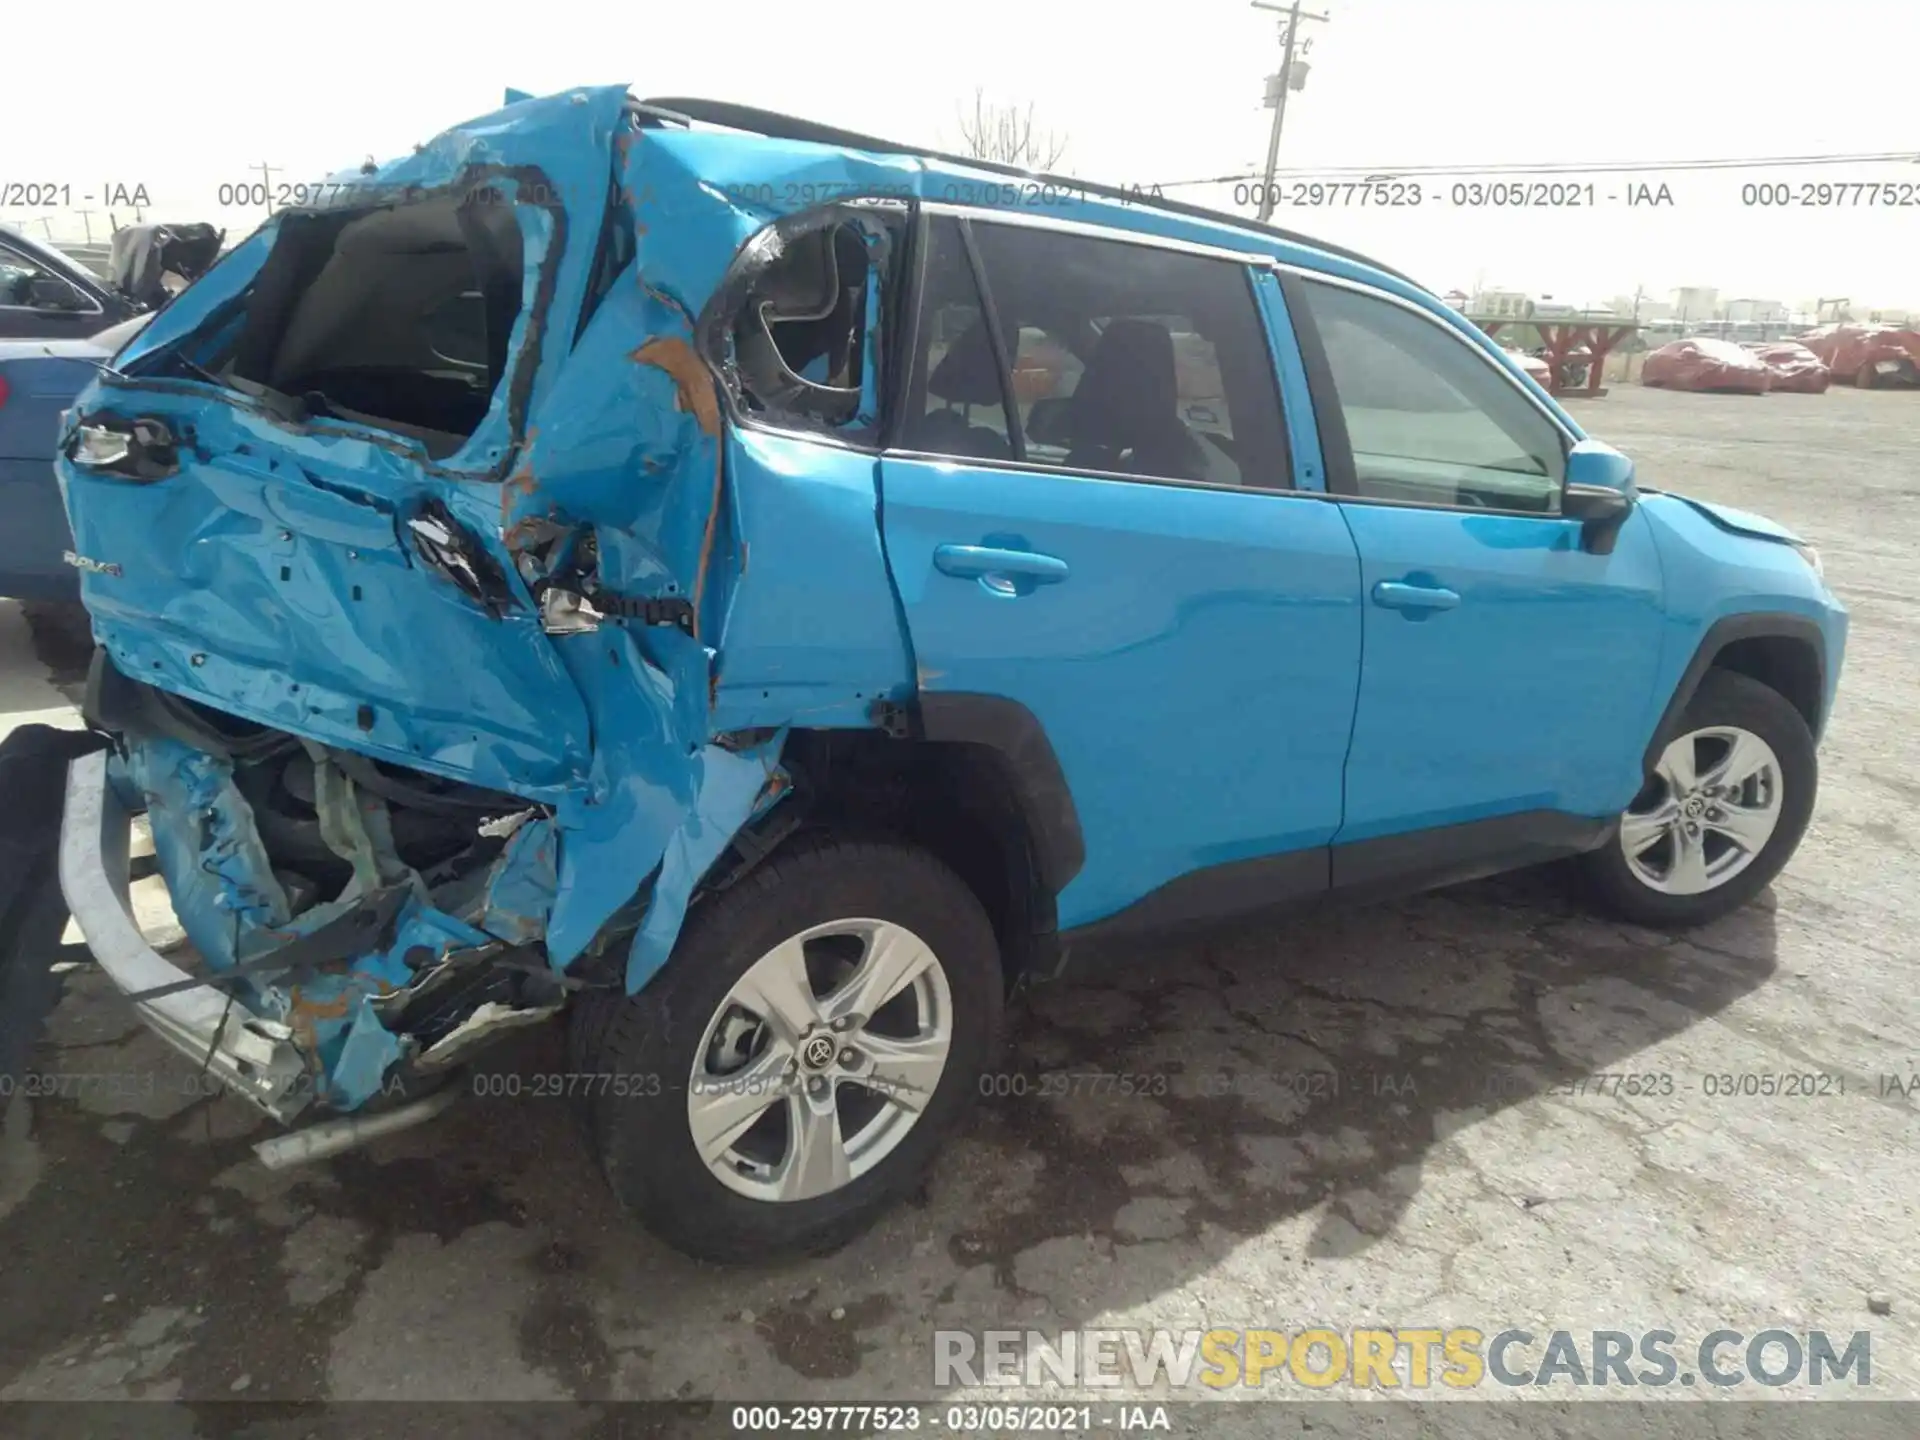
top-left (1152, 149), bottom-right (1920, 189)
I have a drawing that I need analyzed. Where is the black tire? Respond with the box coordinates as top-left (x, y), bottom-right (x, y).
top-left (564, 986), bottom-right (623, 1133)
top-left (1579, 670), bottom-right (1817, 928)
top-left (585, 836), bottom-right (1002, 1263)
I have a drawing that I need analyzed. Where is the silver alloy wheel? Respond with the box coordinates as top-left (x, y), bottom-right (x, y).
top-left (687, 918), bottom-right (953, 1203)
top-left (1619, 724), bottom-right (1784, 896)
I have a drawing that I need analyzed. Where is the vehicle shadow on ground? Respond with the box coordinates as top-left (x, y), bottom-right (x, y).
top-left (947, 863), bottom-right (1779, 1287)
top-left (0, 859), bottom-right (1778, 1402)
top-left (18, 603), bottom-right (94, 692)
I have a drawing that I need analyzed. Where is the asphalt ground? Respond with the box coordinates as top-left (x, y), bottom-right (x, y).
top-left (0, 383), bottom-right (1913, 1434)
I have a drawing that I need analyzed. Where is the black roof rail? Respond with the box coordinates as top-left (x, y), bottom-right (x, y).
top-left (637, 96), bottom-right (1431, 294)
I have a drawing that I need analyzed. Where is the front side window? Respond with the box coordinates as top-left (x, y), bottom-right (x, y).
top-left (902, 216), bottom-right (1290, 489)
top-left (1296, 278), bottom-right (1566, 512)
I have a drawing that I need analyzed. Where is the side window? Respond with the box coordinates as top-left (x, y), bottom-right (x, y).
top-left (0, 246), bottom-right (94, 312)
top-left (903, 216), bottom-right (1290, 489)
top-left (1295, 279), bottom-right (1566, 513)
top-left (728, 212), bottom-right (898, 436)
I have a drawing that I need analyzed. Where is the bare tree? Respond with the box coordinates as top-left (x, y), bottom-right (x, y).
top-left (955, 89), bottom-right (1069, 171)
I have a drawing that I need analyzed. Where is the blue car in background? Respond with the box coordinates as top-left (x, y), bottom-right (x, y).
top-left (0, 314), bottom-right (151, 600)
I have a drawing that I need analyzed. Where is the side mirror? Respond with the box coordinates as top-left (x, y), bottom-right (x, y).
top-left (1562, 438), bottom-right (1636, 554)
top-left (27, 276), bottom-right (85, 311)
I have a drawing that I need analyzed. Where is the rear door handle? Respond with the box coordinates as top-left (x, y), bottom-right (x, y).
top-left (1372, 580), bottom-right (1460, 611)
top-left (933, 544), bottom-right (1069, 585)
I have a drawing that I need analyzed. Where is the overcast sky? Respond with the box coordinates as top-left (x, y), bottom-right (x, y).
top-left (5, 0), bottom-right (1915, 308)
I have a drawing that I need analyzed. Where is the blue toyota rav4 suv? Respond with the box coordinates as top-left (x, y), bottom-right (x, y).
top-left (51, 87), bottom-right (1846, 1261)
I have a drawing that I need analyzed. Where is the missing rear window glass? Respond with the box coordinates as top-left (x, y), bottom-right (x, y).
top-left (222, 188), bottom-right (530, 458)
top-left (718, 210), bottom-right (897, 432)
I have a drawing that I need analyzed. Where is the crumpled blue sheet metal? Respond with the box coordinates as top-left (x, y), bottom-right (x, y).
top-left (120, 737), bottom-right (514, 1108)
top-left (321, 900), bottom-right (496, 1108)
top-left (61, 85), bottom-right (914, 1112)
top-left (479, 817), bottom-right (559, 946)
top-left (627, 729), bottom-right (789, 992)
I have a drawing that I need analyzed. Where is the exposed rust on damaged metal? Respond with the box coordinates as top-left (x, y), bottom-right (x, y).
top-left (500, 427), bottom-right (541, 526)
top-left (632, 337), bottom-right (719, 437)
top-left (692, 444), bottom-right (725, 645)
top-left (640, 279), bottom-right (697, 332)
top-left (631, 335), bottom-right (728, 647)
top-left (287, 987), bottom-right (355, 1023)
top-left (504, 512), bottom-right (562, 553)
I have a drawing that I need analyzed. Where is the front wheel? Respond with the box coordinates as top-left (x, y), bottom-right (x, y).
top-left (1578, 670), bottom-right (1817, 928)
top-left (585, 837), bottom-right (1003, 1263)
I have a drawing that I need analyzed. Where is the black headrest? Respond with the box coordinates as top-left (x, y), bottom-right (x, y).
top-left (1068, 319), bottom-right (1179, 449)
top-left (928, 319), bottom-right (1006, 407)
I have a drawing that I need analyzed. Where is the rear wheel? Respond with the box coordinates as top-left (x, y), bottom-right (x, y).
top-left (1579, 670), bottom-right (1816, 928)
top-left (585, 837), bottom-right (1002, 1262)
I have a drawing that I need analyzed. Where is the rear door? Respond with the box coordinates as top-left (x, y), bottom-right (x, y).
top-left (1283, 271), bottom-right (1666, 857)
top-left (878, 212), bottom-right (1364, 930)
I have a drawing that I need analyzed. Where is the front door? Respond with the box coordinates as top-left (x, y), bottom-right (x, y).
top-left (0, 239), bottom-right (109, 341)
top-left (1284, 273), bottom-right (1666, 857)
top-left (879, 213), bottom-right (1364, 930)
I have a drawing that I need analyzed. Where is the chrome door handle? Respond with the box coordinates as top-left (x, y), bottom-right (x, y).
top-left (933, 544), bottom-right (1069, 587)
top-left (1372, 580), bottom-right (1461, 611)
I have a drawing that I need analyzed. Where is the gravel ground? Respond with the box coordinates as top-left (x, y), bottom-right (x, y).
top-left (0, 384), bottom-right (1914, 1433)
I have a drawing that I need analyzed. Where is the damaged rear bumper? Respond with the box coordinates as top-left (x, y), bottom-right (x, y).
top-left (58, 749), bottom-right (312, 1121)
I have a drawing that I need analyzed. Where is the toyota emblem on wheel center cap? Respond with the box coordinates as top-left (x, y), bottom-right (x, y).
top-left (802, 1034), bottom-right (838, 1070)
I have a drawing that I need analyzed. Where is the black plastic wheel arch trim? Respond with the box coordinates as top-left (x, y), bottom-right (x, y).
top-left (914, 693), bottom-right (1085, 894)
top-left (1641, 613), bottom-right (1828, 774)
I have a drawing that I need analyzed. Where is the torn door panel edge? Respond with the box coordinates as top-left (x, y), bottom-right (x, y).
top-left (113, 682), bottom-right (796, 1111)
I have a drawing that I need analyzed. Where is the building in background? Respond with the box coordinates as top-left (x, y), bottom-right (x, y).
top-left (1608, 294), bottom-right (1673, 321)
top-left (1671, 286), bottom-right (1719, 324)
top-left (1725, 297), bottom-right (1789, 324)
top-left (1470, 288), bottom-right (1532, 317)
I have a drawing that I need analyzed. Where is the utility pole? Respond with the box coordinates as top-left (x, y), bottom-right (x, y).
top-left (1251, 0), bottom-right (1331, 222)
top-left (251, 162), bottom-right (283, 213)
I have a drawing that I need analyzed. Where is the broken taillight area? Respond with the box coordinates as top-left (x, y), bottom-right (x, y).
top-left (106, 675), bottom-right (571, 1112)
top-left (66, 416), bottom-right (181, 482)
